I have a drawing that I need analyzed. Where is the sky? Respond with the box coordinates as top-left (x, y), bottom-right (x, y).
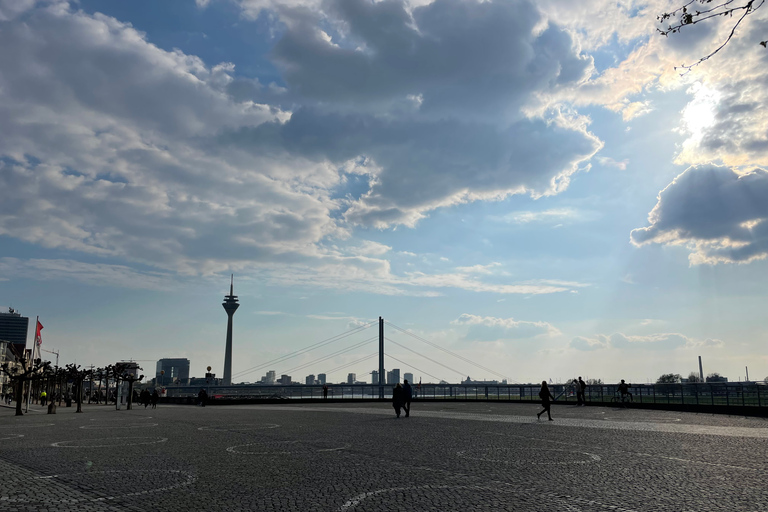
top-left (1, 0), bottom-right (767, 385)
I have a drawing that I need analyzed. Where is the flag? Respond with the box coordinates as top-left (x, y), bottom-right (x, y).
top-left (35, 320), bottom-right (43, 347)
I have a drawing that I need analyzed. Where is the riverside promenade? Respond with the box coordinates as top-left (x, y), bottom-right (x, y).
top-left (1, 402), bottom-right (767, 511)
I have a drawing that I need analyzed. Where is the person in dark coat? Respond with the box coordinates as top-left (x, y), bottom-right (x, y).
top-left (536, 381), bottom-right (555, 421)
top-left (577, 376), bottom-right (587, 406)
top-left (402, 379), bottom-right (413, 417)
top-left (151, 390), bottom-right (159, 409)
top-left (198, 388), bottom-right (207, 407)
top-left (392, 383), bottom-right (405, 418)
top-left (140, 389), bottom-right (151, 409)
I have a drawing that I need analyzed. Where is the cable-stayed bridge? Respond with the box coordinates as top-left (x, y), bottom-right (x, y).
top-left (228, 317), bottom-right (513, 395)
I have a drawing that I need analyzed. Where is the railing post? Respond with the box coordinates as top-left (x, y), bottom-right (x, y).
top-left (742, 383), bottom-right (745, 407)
top-left (710, 383), bottom-right (714, 406)
top-left (652, 384), bottom-right (656, 404)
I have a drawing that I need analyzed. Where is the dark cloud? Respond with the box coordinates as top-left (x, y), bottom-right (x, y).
top-left (631, 165), bottom-right (768, 264)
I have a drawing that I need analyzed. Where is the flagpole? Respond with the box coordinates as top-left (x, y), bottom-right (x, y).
top-left (25, 316), bottom-right (38, 413)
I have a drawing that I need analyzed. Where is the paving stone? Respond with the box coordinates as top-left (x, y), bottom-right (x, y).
top-left (0, 402), bottom-right (766, 511)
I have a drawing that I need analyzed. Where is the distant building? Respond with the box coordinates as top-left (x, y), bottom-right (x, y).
top-left (305, 374), bottom-right (316, 385)
top-left (279, 374), bottom-right (291, 385)
top-left (156, 358), bottom-right (190, 385)
top-left (266, 370), bottom-right (276, 384)
top-left (371, 370), bottom-right (379, 385)
top-left (462, 376), bottom-right (499, 385)
top-left (387, 369), bottom-right (400, 385)
top-left (0, 307), bottom-right (29, 358)
top-left (317, 373), bottom-right (326, 385)
top-left (347, 373), bottom-right (356, 385)
top-left (0, 340), bottom-right (20, 396)
top-left (404, 372), bottom-right (414, 384)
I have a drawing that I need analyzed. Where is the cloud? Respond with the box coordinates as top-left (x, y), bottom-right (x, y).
top-left (455, 263), bottom-right (502, 275)
top-left (597, 156), bottom-right (629, 170)
top-left (0, 0), bottom-right (605, 286)
top-left (569, 335), bottom-right (607, 351)
top-left (452, 313), bottom-right (560, 341)
top-left (570, 331), bottom-right (720, 351)
top-left (0, 4), bottom-right (346, 277)
top-left (0, 257), bottom-right (173, 290)
top-left (495, 208), bottom-right (582, 225)
top-left (345, 240), bottom-right (392, 257)
top-left (226, 0), bottom-right (604, 228)
top-left (631, 165), bottom-right (768, 264)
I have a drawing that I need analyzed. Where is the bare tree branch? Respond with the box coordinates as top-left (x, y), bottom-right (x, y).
top-left (657, 0), bottom-right (766, 73)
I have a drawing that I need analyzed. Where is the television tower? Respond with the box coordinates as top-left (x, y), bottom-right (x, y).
top-left (222, 274), bottom-right (239, 386)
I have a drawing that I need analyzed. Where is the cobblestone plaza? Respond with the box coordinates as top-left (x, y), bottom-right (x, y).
top-left (1, 402), bottom-right (767, 511)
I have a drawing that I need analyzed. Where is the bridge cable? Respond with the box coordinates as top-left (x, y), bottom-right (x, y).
top-left (322, 352), bottom-right (379, 377)
top-left (384, 353), bottom-right (442, 383)
top-left (277, 336), bottom-right (378, 377)
top-left (385, 337), bottom-right (465, 378)
top-left (385, 321), bottom-right (514, 382)
top-left (232, 320), bottom-right (377, 379)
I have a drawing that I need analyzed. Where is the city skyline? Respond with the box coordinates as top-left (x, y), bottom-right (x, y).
top-left (1, 1), bottom-right (767, 385)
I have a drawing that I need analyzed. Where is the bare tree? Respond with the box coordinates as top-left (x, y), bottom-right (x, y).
top-left (686, 371), bottom-right (702, 382)
top-left (0, 357), bottom-right (50, 416)
top-left (658, 0), bottom-right (766, 72)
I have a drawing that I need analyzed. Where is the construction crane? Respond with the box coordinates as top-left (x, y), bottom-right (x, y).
top-left (40, 348), bottom-right (59, 366)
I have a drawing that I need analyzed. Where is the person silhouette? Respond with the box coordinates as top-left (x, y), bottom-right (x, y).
top-left (392, 383), bottom-right (405, 418)
top-left (402, 379), bottom-right (412, 417)
top-left (536, 381), bottom-right (555, 421)
top-left (577, 376), bottom-right (586, 406)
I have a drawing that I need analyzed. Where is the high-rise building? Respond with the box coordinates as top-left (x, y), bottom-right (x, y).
top-left (371, 370), bottom-right (379, 386)
top-left (305, 374), bottom-right (316, 385)
top-left (156, 358), bottom-right (190, 385)
top-left (221, 275), bottom-right (240, 386)
top-left (404, 372), bottom-right (414, 384)
top-left (317, 373), bottom-right (326, 385)
top-left (347, 373), bottom-right (356, 384)
top-left (387, 369), bottom-right (400, 385)
top-left (279, 374), bottom-right (291, 385)
top-left (266, 370), bottom-right (276, 384)
top-left (0, 307), bottom-right (29, 358)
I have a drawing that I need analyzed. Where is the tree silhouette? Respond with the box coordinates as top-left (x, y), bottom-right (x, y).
top-left (656, 373), bottom-right (682, 383)
top-left (658, 0), bottom-right (766, 72)
top-left (113, 363), bottom-right (143, 410)
top-left (64, 364), bottom-right (92, 413)
top-left (0, 357), bottom-right (50, 416)
top-left (686, 372), bottom-right (702, 383)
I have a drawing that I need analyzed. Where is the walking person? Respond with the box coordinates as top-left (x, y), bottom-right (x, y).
top-left (151, 389), bottom-right (159, 409)
top-left (40, 390), bottom-right (47, 407)
top-left (392, 383), bottom-right (405, 418)
top-left (323, 384), bottom-right (328, 399)
top-left (577, 376), bottom-right (586, 406)
top-left (402, 379), bottom-right (412, 417)
top-left (536, 381), bottom-right (555, 421)
top-left (140, 389), bottom-right (151, 409)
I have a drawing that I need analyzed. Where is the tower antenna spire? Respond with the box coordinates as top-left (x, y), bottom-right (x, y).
top-left (230, 274), bottom-right (234, 295)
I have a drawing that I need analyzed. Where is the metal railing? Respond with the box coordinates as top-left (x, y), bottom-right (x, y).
top-left (162, 382), bottom-right (767, 407)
